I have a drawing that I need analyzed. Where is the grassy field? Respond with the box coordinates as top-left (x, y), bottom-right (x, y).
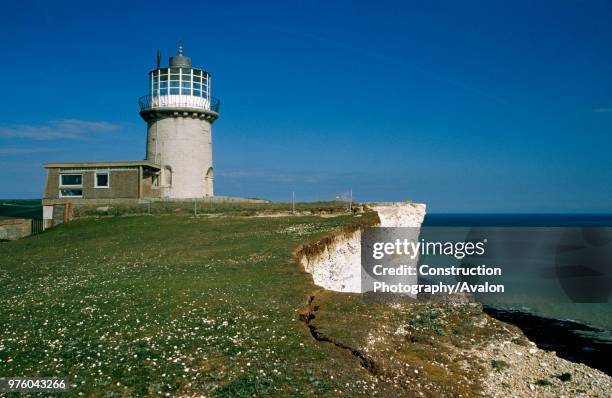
top-left (0, 207), bottom-right (509, 397)
top-left (72, 201), bottom-right (352, 218)
top-left (0, 210), bottom-right (380, 397)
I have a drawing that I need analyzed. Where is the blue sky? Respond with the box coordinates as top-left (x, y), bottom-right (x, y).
top-left (0, 0), bottom-right (611, 212)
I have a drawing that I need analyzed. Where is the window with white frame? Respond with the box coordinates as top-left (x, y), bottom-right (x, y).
top-left (95, 172), bottom-right (109, 188)
top-left (60, 174), bottom-right (82, 187)
top-left (59, 173), bottom-right (83, 197)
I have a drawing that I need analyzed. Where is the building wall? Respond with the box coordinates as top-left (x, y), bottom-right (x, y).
top-left (141, 169), bottom-right (161, 199)
top-left (44, 170), bottom-right (59, 199)
top-left (146, 116), bottom-right (213, 198)
top-left (44, 168), bottom-right (141, 200)
top-left (52, 204), bottom-right (66, 226)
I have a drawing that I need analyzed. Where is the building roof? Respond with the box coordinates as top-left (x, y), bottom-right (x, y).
top-left (43, 160), bottom-right (161, 170)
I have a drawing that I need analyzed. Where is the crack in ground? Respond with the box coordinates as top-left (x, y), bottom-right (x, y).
top-left (299, 294), bottom-right (378, 374)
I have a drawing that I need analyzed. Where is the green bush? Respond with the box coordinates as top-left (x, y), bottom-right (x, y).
top-left (491, 360), bottom-right (509, 372)
top-left (556, 372), bottom-right (572, 382)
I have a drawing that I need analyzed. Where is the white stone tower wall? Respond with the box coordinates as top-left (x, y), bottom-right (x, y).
top-left (146, 116), bottom-right (213, 198)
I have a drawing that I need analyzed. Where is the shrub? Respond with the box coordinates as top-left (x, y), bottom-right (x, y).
top-left (556, 372), bottom-right (572, 382)
top-left (491, 360), bottom-right (509, 372)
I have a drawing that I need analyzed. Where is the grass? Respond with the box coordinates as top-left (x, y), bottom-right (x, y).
top-left (0, 205), bottom-right (501, 397)
top-left (556, 372), bottom-right (572, 382)
top-left (307, 290), bottom-right (504, 397)
top-left (73, 201), bottom-right (353, 218)
top-left (491, 360), bottom-right (510, 372)
top-left (0, 209), bottom-right (389, 397)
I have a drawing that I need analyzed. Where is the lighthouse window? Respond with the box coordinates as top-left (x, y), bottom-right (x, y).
top-left (163, 166), bottom-right (172, 186)
top-left (148, 69), bottom-right (208, 98)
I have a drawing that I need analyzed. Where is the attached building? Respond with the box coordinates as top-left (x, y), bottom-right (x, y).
top-left (43, 161), bottom-right (161, 204)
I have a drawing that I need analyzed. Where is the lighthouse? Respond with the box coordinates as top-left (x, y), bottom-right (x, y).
top-left (42, 44), bottom-right (248, 227)
top-left (138, 45), bottom-right (220, 198)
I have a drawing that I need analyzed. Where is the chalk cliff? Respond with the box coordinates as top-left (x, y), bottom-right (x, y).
top-left (297, 202), bottom-right (426, 293)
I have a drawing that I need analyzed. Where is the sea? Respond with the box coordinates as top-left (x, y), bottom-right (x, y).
top-left (422, 214), bottom-right (612, 375)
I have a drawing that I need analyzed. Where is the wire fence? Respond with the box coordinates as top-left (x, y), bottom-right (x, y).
top-left (70, 192), bottom-right (356, 219)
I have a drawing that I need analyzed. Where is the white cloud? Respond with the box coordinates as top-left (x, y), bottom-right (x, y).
top-left (0, 119), bottom-right (121, 140)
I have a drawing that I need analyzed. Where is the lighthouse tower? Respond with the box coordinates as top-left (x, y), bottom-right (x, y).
top-left (139, 45), bottom-right (220, 198)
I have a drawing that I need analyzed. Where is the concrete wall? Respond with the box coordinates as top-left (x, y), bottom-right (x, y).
top-left (0, 218), bottom-right (32, 241)
top-left (146, 116), bottom-right (213, 198)
top-left (52, 204), bottom-right (66, 226)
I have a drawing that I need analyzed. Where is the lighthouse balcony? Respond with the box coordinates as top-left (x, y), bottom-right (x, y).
top-left (138, 94), bottom-right (220, 113)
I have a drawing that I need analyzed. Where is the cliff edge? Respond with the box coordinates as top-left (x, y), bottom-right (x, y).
top-left (297, 202), bottom-right (426, 293)
top-left (295, 202), bottom-right (611, 397)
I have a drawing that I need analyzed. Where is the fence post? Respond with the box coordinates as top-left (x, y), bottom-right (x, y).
top-left (63, 203), bottom-right (71, 223)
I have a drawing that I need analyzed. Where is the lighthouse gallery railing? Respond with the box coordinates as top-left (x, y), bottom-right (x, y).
top-left (138, 95), bottom-right (220, 113)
